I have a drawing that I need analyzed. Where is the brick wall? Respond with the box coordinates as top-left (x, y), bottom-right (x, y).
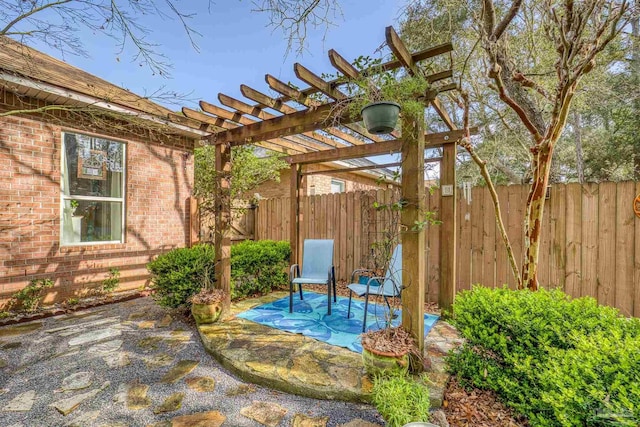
top-left (253, 165), bottom-right (382, 199)
top-left (0, 113), bottom-right (196, 306)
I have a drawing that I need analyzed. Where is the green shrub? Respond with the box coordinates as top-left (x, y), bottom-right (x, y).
top-left (101, 268), bottom-right (120, 293)
top-left (448, 286), bottom-right (640, 426)
top-left (147, 244), bottom-right (216, 308)
top-left (371, 373), bottom-right (431, 427)
top-left (230, 240), bottom-right (290, 299)
top-left (12, 278), bottom-right (54, 312)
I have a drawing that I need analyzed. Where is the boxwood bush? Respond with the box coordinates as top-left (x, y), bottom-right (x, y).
top-left (448, 286), bottom-right (640, 426)
top-left (147, 240), bottom-right (290, 308)
top-left (147, 244), bottom-right (216, 308)
top-left (230, 240), bottom-right (290, 299)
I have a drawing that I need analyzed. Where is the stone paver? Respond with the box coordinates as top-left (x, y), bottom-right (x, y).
top-left (50, 381), bottom-right (110, 415)
top-left (240, 401), bottom-right (288, 427)
top-left (0, 296), bottom-right (383, 426)
top-left (292, 413), bottom-right (330, 426)
top-left (3, 390), bottom-right (36, 411)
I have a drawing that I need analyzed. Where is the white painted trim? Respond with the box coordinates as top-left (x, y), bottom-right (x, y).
top-left (0, 72), bottom-right (209, 137)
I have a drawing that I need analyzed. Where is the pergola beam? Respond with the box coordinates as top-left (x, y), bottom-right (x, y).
top-left (215, 95), bottom-right (347, 150)
top-left (386, 26), bottom-right (416, 75)
top-left (265, 73), bottom-right (381, 143)
top-left (209, 100), bottom-right (358, 146)
top-left (300, 157), bottom-right (443, 176)
top-left (182, 106), bottom-right (306, 154)
top-left (286, 128), bottom-right (475, 164)
top-left (240, 84), bottom-right (366, 146)
top-left (294, 62), bottom-right (347, 101)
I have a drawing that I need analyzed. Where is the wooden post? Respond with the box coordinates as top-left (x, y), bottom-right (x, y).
top-left (189, 196), bottom-right (200, 247)
top-left (400, 115), bottom-right (426, 355)
top-left (290, 164), bottom-right (302, 265)
top-left (439, 142), bottom-right (457, 310)
top-left (214, 143), bottom-right (232, 307)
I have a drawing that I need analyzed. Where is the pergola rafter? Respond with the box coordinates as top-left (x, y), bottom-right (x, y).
top-left (174, 25), bottom-right (468, 356)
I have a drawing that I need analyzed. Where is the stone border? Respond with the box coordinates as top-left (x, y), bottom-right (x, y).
top-left (0, 290), bottom-right (150, 327)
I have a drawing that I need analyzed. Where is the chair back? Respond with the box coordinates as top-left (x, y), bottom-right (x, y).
top-left (381, 245), bottom-right (402, 296)
top-left (300, 239), bottom-right (334, 280)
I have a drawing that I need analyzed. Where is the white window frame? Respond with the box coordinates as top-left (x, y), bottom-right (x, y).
top-left (330, 178), bottom-right (345, 194)
top-left (59, 131), bottom-right (127, 246)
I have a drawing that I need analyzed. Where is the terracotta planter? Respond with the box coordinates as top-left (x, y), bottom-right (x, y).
top-left (191, 301), bottom-right (223, 325)
top-left (361, 102), bottom-right (400, 134)
top-left (361, 344), bottom-right (410, 377)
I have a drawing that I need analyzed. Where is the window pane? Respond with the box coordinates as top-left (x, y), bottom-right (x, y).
top-left (62, 133), bottom-right (124, 198)
top-left (330, 179), bottom-right (345, 194)
top-left (61, 199), bottom-right (123, 244)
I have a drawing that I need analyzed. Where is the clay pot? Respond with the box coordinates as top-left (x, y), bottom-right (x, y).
top-left (191, 301), bottom-right (223, 325)
top-left (361, 344), bottom-right (410, 377)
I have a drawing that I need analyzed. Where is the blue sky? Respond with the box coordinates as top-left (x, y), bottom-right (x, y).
top-left (32, 1), bottom-right (407, 111)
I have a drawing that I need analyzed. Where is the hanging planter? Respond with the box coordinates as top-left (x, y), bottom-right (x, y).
top-left (361, 101), bottom-right (401, 134)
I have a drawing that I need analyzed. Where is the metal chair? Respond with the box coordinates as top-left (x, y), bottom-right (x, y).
top-left (347, 245), bottom-right (402, 332)
top-left (289, 239), bottom-right (336, 315)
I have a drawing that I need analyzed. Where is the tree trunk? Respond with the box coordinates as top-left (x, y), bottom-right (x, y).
top-left (573, 111), bottom-right (585, 184)
top-left (521, 143), bottom-right (555, 290)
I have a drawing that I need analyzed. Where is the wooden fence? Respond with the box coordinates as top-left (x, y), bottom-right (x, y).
top-left (254, 182), bottom-right (640, 316)
top-left (190, 198), bottom-right (256, 245)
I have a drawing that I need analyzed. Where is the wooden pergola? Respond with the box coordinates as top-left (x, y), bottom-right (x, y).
top-left (174, 26), bottom-right (473, 353)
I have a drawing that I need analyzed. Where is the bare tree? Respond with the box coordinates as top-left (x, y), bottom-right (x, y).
top-left (480, 0), bottom-right (632, 289)
top-left (0, 0), bottom-right (209, 77)
top-left (251, 0), bottom-right (342, 55)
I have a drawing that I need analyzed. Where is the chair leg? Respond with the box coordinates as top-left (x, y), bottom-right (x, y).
top-left (327, 279), bottom-right (332, 316)
top-left (299, 283), bottom-right (304, 300)
top-left (289, 281), bottom-right (294, 313)
top-left (362, 294), bottom-right (369, 333)
top-left (332, 271), bottom-right (337, 303)
top-left (347, 290), bottom-right (353, 318)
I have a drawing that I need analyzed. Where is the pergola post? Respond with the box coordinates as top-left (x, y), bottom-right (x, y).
top-left (214, 142), bottom-right (232, 308)
top-left (290, 163), bottom-right (302, 265)
top-left (400, 116), bottom-right (426, 355)
top-left (439, 142), bottom-right (457, 310)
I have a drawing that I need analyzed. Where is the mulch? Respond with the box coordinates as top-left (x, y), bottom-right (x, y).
top-left (443, 378), bottom-right (527, 427)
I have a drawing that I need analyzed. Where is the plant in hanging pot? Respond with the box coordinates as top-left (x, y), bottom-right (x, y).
top-left (336, 56), bottom-right (431, 135)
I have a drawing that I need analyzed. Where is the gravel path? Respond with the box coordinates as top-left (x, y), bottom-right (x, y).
top-left (0, 297), bottom-right (382, 427)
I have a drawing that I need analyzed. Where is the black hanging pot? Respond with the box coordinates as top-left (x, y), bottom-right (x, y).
top-left (361, 101), bottom-right (401, 134)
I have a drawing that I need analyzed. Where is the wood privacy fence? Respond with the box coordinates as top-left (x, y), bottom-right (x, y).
top-left (254, 181), bottom-right (640, 316)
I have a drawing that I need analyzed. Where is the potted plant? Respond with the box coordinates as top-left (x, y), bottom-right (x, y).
top-left (361, 323), bottom-right (419, 377)
top-left (189, 265), bottom-right (226, 325)
top-left (338, 56), bottom-right (431, 134)
top-left (361, 101), bottom-right (401, 134)
top-left (190, 287), bottom-right (226, 325)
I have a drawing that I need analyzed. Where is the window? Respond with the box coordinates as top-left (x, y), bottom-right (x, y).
top-left (60, 132), bottom-right (126, 245)
top-left (330, 179), bottom-right (345, 194)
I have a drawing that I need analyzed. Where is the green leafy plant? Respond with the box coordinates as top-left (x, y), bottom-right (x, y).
top-left (371, 373), bottom-right (431, 427)
top-left (230, 240), bottom-right (290, 299)
top-left (325, 55), bottom-right (432, 128)
top-left (448, 287), bottom-right (640, 426)
top-left (66, 297), bottom-right (80, 306)
top-left (70, 199), bottom-right (79, 209)
top-left (147, 244), bottom-right (217, 308)
top-left (12, 278), bottom-right (54, 312)
top-left (101, 268), bottom-right (120, 293)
